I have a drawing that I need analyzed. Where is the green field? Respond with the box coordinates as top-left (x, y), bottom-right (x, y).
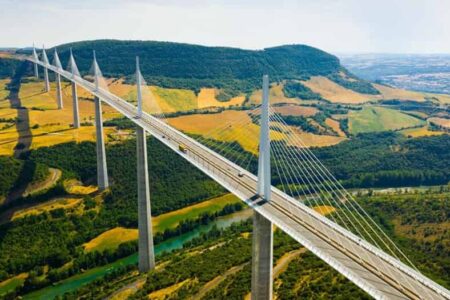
top-left (348, 106), bottom-right (425, 135)
top-left (83, 193), bottom-right (240, 253)
top-left (152, 86), bottom-right (197, 111)
top-left (0, 273), bottom-right (26, 297)
top-left (153, 193), bottom-right (240, 232)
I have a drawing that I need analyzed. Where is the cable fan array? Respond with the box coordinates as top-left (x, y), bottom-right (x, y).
top-left (39, 48), bottom-right (435, 297)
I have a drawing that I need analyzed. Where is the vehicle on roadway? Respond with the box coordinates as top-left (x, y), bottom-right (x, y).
top-left (179, 144), bottom-right (188, 153)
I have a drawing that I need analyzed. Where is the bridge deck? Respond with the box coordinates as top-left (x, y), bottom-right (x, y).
top-left (30, 58), bottom-right (450, 300)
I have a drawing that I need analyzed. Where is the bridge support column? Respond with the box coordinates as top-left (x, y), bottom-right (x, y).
top-left (34, 63), bottom-right (39, 79)
top-left (252, 74), bottom-right (273, 300)
top-left (136, 126), bottom-right (155, 272)
top-left (71, 82), bottom-right (80, 128)
top-left (32, 46), bottom-right (39, 78)
top-left (56, 73), bottom-right (63, 109)
top-left (43, 67), bottom-right (50, 92)
top-left (94, 96), bottom-right (109, 190)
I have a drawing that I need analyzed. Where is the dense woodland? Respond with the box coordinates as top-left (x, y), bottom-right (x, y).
top-left (0, 137), bottom-right (224, 288)
top-left (17, 40), bottom-right (377, 97)
top-left (0, 58), bottom-right (22, 79)
top-left (57, 187), bottom-right (450, 299)
top-left (0, 156), bottom-right (48, 198)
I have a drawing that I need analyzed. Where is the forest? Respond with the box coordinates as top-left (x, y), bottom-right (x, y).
top-left (16, 40), bottom-right (378, 97)
top-left (57, 185), bottom-right (450, 300)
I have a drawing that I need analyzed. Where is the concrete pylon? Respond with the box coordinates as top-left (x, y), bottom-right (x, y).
top-left (251, 74), bottom-right (273, 300)
top-left (69, 49), bottom-right (80, 128)
top-left (41, 46), bottom-right (50, 92)
top-left (71, 82), bottom-right (80, 128)
top-left (136, 56), bottom-right (143, 117)
top-left (94, 96), bottom-right (109, 190)
top-left (56, 73), bottom-right (63, 109)
top-left (32, 44), bottom-right (39, 78)
top-left (136, 126), bottom-right (155, 272)
top-left (53, 49), bottom-right (63, 109)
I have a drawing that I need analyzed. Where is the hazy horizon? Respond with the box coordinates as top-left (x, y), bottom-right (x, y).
top-left (1, 0), bottom-right (450, 54)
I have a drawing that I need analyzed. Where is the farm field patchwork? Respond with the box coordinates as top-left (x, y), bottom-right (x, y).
top-left (0, 79), bottom-right (121, 155)
top-left (168, 110), bottom-right (289, 153)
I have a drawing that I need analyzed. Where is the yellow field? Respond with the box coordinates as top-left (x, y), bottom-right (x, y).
top-left (0, 79), bottom-right (122, 155)
top-left (83, 227), bottom-right (138, 253)
top-left (288, 127), bottom-right (346, 147)
top-left (313, 205), bottom-right (336, 215)
top-left (302, 76), bottom-right (375, 104)
top-left (325, 118), bottom-right (346, 137)
top-left (12, 198), bottom-right (81, 220)
top-left (400, 126), bottom-right (446, 138)
top-left (373, 84), bottom-right (426, 102)
top-left (197, 88), bottom-right (245, 109)
top-left (428, 117), bottom-right (450, 129)
top-left (273, 104), bottom-right (318, 117)
top-left (84, 193), bottom-right (242, 253)
top-left (0, 79), bottom-right (9, 101)
top-left (300, 78), bottom-right (450, 104)
top-left (148, 279), bottom-right (192, 299)
top-left (168, 110), bottom-right (288, 154)
top-left (249, 83), bottom-right (299, 105)
top-left (110, 278), bottom-right (146, 300)
top-left (64, 179), bottom-right (98, 195)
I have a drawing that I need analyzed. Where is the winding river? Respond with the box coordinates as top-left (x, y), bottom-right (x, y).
top-left (24, 209), bottom-right (253, 300)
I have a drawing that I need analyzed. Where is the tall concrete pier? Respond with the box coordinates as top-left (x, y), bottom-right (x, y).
top-left (135, 57), bottom-right (155, 272)
top-left (41, 47), bottom-right (50, 92)
top-left (71, 82), bottom-right (80, 128)
top-left (53, 49), bottom-right (63, 109)
top-left (68, 49), bottom-right (80, 128)
top-left (92, 52), bottom-right (109, 190)
top-left (32, 45), bottom-right (39, 78)
top-left (56, 73), bottom-right (63, 109)
top-left (251, 75), bottom-right (273, 300)
top-left (94, 96), bottom-right (109, 190)
top-left (136, 126), bottom-right (155, 272)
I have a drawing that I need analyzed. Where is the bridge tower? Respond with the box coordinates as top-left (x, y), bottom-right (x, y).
top-left (41, 46), bottom-right (50, 92)
top-left (252, 74), bottom-right (273, 300)
top-left (92, 51), bottom-right (109, 191)
top-left (136, 57), bottom-right (143, 118)
top-left (32, 44), bottom-right (39, 79)
top-left (135, 56), bottom-right (156, 272)
top-left (69, 49), bottom-right (80, 128)
top-left (53, 49), bottom-right (63, 109)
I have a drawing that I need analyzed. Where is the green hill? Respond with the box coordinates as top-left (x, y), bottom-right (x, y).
top-left (18, 40), bottom-right (378, 97)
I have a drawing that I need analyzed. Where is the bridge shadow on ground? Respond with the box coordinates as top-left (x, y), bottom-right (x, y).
top-left (4, 62), bottom-right (37, 205)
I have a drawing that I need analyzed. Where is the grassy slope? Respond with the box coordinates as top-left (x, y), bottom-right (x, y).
top-left (349, 106), bottom-right (425, 134)
top-left (83, 193), bottom-right (240, 253)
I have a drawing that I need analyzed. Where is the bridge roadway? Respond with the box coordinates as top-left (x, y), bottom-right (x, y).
top-left (30, 58), bottom-right (450, 300)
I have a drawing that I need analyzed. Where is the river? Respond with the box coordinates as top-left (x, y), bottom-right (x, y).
top-left (23, 209), bottom-right (253, 300)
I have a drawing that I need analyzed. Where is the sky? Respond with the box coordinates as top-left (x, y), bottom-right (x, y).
top-left (1, 0), bottom-right (450, 54)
